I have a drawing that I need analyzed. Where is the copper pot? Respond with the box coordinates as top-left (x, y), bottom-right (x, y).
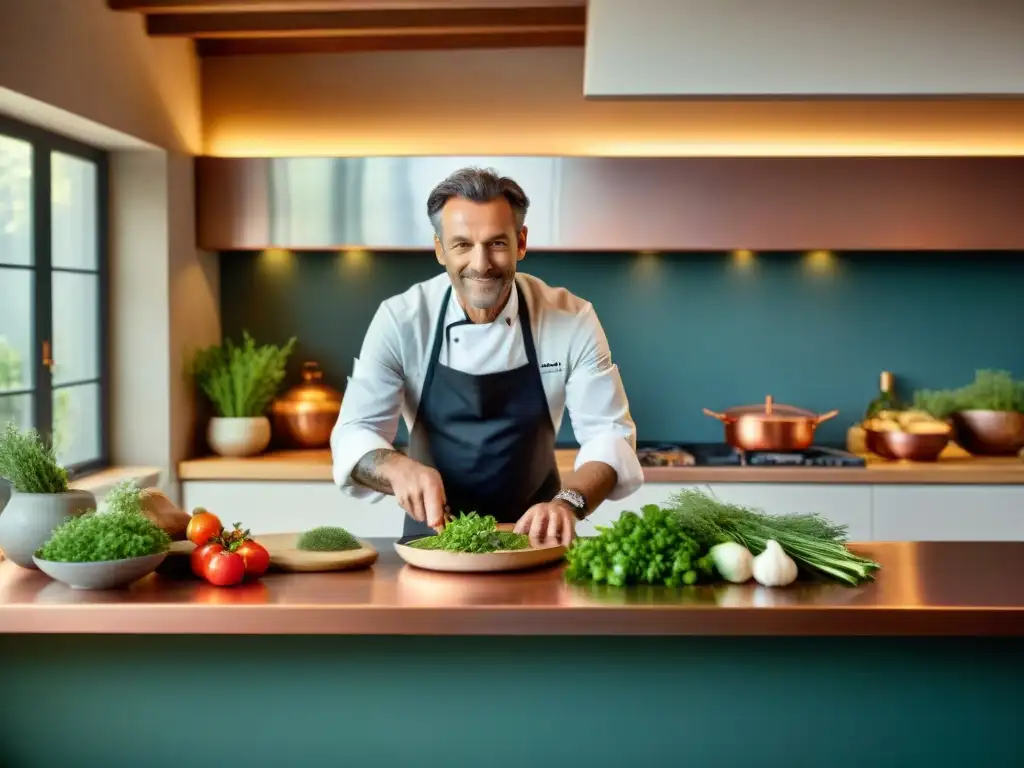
top-left (951, 410), bottom-right (1024, 456)
top-left (270, 361), bottom-right (343, 449)
top-left (703, 395), bottom-right (839, 452)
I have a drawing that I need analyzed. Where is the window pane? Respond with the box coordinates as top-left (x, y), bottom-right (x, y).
top-left (0, 266), bottom-right (34, 391)
top-left (0, 135), bottom-right (33, 267)
top-left (52, 152), bottom-right (98, 271)
top-left (54, 382), bottom-right (100, 467)
top-left (52, 271), bottom-right (99, 385)
top-left (0, 393), bottom-right (33, 430)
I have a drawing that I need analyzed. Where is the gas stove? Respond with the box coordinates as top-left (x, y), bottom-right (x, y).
top-left (636, 443), bottom-right (865, 468)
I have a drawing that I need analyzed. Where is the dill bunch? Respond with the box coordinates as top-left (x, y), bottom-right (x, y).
top-left (37, 480), bottom-right (170, 563)
top-left (664, 489), bottom-right (880, 586)
top-left (296, 526), bottom-right (360, 552)
top-left (408, 512), bottom-right (529, 553)
top-left (190, 331), bottom-right (297, 418)
top-left (0, 423), bottom-right (68, 494)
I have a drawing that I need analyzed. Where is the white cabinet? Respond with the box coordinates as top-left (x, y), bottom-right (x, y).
top-left (181, 481), bottom-right (405, 538)
top-left (872, 485), bottom-right (1024, 541)
top-left (184, 480), bottom-right (873, 541)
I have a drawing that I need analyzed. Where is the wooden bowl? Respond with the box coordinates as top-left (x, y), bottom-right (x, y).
top-left (865, 428), bottom-right (950, 462)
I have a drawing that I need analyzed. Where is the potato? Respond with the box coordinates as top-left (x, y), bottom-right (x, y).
top-left (904, 420), bottom-right (952, 435)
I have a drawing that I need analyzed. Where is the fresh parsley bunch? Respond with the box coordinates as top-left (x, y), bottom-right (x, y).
top-left (36, 480), bottom-right (170, 563)
top-left (564, 505), bottom-right (714, 587)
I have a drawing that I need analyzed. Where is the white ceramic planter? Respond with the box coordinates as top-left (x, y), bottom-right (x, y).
top-left (207, 416), bottom-right (272, 458)
top-left (0, 489), bottom-right (96, 569)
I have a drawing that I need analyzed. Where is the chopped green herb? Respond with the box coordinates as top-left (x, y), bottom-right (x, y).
top-left (407, 512), bottom-right (529, 553)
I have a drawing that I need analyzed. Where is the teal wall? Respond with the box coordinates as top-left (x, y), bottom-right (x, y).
top-left (220, 250), bottom-right (1024, 445)
top-left (1, 634), bottom-right (1021, 767)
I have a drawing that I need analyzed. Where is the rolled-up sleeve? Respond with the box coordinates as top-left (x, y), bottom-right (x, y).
top-left (330, 304), bottom-right (405, 502)
top-left (564, 306), bottom-right (644, 500)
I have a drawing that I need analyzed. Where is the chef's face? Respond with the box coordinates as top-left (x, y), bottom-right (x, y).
top-left (434, 197), bottom-right (527, 314)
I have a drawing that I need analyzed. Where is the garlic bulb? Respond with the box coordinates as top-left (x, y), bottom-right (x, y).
top-left (751, 540), bottom-right (798, 587)
top-left (709, 542), bottom-right (753, 583)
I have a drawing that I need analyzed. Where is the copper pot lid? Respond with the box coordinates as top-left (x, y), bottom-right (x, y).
top-left (709, 395), bottom-right (820, 421)
top-left (271, 362), bottom-right (342, 415)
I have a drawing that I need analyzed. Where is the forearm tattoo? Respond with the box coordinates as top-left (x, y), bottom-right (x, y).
top-left (350, 448), bottom-right (399, 494)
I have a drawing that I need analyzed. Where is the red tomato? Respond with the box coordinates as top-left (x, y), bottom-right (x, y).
top-left (191, 542), bottom-right (223, 578)
top-left (187, 509), bottom-right (223, 546)
top-left (204, 550), bottom-right (246, 587)
top-left (236, 540), bottom-right (270, 578)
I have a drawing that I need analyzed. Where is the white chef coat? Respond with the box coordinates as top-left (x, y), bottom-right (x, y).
top-left (330, 271), bottom-right (644, 504)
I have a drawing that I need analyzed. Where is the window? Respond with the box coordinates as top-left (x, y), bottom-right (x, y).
top-left (0, 114), bottom-right (109, 476)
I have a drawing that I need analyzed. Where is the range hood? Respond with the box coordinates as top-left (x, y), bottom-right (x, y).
top-left (196, 155), bottom-right (1024, 252)
top-left (584, 0), bottom-right (1024, 98)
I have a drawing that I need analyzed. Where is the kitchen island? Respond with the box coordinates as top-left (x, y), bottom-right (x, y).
top-left (1, 541), bottom-right (1022, 766)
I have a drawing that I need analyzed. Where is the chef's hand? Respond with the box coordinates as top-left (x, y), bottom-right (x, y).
top-left (379, 455), bottom-right (447, 530)
top-left (514, 501), bottom-right (577, 548)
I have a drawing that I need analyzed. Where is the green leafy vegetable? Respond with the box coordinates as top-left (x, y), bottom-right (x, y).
top-left (36, 481), bottom-right (170, 563)
top-left (664, 489), bottom-right (880, 587)
top-left (296, 526), bottom-right (361, 552)
top-left (914, 369), bottom-right (1024, 418)
top-left (0, 423), bottom-right (68, 494)
top-left (190, 331), bottom-right (297, 418)
top-left (408, 512), bottom-right (529, 553)
top-left (564, 505), bottom-right (715, 587)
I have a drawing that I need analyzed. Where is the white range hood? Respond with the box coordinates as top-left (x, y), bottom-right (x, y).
top-left (584, 0), bottom-right (1024, 98)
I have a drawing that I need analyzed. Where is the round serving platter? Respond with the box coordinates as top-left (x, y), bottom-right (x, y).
top-left (394, 536), bottom-right (566, 574)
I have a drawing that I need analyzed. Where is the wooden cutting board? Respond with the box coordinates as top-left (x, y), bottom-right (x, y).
top-left (165, 533), bottom-right (378, 574)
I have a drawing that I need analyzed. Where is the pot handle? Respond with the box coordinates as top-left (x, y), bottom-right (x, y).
top-left (703, 408), bottom-right (731, 422)
top-left (815, 409), bottom-right (840, 425)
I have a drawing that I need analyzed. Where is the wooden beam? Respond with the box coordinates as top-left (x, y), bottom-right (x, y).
top-left (110, 0), bottom-right (584, 12)
top-left (196, 28), bottom-right (584, 54)
top-left (147, 6), bottom-right (584, 37)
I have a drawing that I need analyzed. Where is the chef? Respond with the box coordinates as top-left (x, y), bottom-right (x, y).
top-left (330, 166), bottom-right (644, 545)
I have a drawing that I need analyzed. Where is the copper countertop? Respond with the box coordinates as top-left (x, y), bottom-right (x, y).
top-left (177, 448), bottom-right (1024, 485)
top-left (3, 541), bottom-right (1024, 636)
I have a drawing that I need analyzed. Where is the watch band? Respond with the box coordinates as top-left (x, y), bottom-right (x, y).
top-left (553, 488), bottom-right (588, 520)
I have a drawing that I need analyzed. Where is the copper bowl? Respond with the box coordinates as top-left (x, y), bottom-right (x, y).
top-left (951, 410), bottom-right (1024, 456)
top-left (865, 429), bottom-right (950, 462)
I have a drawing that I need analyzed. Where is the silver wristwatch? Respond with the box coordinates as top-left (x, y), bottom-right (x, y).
top-left (553, 489), bottom-right (588, 520)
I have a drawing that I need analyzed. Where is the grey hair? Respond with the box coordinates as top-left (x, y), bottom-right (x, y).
top-left (426, 166), bottom-right (530, 238)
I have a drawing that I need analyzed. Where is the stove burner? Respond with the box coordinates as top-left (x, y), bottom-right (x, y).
top-left (636, 443), bottom-right (865, 468)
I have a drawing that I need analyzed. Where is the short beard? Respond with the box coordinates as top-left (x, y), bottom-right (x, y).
top-left (455, 267), bottom-right (513, 310)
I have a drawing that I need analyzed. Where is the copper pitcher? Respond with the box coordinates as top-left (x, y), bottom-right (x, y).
top-left (703, 395), bottom-right (839, 452)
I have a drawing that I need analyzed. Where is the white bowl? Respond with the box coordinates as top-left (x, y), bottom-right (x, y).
top-left (32, 552), bottom-right (167, 590)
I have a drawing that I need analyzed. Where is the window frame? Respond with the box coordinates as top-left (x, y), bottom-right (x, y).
top-left (0, 113), bottom-right (110, 479)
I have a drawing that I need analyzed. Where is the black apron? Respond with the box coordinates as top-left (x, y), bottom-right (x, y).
top-left (401, 281), bottom-right (561, 538)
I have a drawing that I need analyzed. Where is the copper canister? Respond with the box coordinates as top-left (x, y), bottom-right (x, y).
top-left (270, 362), bottom-right (343, 449)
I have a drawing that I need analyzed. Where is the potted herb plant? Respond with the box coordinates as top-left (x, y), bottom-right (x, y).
top-left (33, 480), bottom-right (171, 589)
top-left (190, 331), bottom-right (297, 457)
top-left (914, 369), bottom-right (1024, 456)
top-left (0, 423), bottom-right (95, 569)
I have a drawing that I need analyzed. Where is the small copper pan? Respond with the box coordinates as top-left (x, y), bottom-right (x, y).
top-left (703, 395), bottom-right (839, 452)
